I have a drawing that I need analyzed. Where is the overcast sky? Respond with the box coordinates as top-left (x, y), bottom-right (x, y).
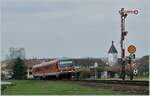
top-left (1, 0), bottom-right (149, 60)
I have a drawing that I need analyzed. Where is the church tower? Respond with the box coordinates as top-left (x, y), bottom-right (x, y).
top-left (108, 41), bottom-right (118, 66)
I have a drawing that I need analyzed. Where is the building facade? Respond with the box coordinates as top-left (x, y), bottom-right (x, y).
top-left (108, 41), bottom-right (118, 66)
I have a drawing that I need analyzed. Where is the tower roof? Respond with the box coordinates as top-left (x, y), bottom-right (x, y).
top-left (108, 41), bottom-right (118, 53)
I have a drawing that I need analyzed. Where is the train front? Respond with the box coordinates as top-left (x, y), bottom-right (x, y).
top-left (58, 59), bottom-right (79, 79)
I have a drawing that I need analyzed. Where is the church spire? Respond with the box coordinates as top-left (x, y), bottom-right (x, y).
top-left (112, 41), bottom-right (114, 44)
top-left (108, 41), bottom-right (118, 53)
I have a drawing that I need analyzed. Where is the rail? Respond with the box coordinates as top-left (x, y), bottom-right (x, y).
top-left (69, 80), bottom-right (149, 86)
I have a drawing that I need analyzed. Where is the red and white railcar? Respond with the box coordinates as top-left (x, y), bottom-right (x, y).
top-left (32, 59), bottom-right (79, 79)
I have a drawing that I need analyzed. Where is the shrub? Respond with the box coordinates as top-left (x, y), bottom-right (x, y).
top-left (79, 69), bottom-right (91, 79)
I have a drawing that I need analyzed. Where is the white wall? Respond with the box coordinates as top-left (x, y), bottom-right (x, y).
top-left (108, 53), bottom-right (118, 66)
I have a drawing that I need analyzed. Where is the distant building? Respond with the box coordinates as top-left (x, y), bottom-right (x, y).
top-left (9, 47), bottom-right (25, 59)
top-left (108, 41), bottom-right (118, 66)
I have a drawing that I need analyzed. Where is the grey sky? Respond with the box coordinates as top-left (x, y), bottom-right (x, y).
top-left (1, 0), bottom-right (149, 60)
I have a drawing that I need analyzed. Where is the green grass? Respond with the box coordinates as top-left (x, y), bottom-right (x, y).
top-left (133, 75), bottom-right (149, 80)
top-left (2, 80), bottom-right (127, 95)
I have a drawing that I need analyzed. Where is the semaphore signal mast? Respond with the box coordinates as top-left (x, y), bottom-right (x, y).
top-left (118, 8), bottom-right (138, 80)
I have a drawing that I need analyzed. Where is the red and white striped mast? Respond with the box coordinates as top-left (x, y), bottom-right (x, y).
top-left (118, 8), bottom-right (138, 80)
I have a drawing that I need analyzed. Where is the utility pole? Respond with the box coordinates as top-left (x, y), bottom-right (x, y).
top-left (94, 62), bottom-right (98, 80)
top-left (119, 8), bottom-right (138, 80)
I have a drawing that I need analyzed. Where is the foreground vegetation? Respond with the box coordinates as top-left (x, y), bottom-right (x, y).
top-left (2, 80), bottom-right (127, 95)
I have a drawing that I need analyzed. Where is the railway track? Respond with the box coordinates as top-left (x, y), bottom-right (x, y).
top-left (64, 80), bottom-right (149, 95)
top-left (69, 80), bottom-right (149, 86)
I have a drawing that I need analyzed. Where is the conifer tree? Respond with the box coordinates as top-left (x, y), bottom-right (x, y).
top-left (12, 57), bottom-right (27, 79)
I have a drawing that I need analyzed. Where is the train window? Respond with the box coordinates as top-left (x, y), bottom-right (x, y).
top-left (59, 61), bottom-right (73, 68)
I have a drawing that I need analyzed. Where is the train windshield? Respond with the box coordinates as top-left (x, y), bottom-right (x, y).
top-left (59, 61), bottom-right (73, 68)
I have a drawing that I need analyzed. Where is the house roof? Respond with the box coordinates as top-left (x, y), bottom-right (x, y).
top-left (108, 41), bottom-right (118, 53)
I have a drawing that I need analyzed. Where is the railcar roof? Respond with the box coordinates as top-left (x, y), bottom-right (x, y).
top-left (32, 59), bottom-right (59, 68)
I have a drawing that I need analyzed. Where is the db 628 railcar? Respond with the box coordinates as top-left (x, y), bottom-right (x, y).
top-left (32, 59), bottom-right (79, 79)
